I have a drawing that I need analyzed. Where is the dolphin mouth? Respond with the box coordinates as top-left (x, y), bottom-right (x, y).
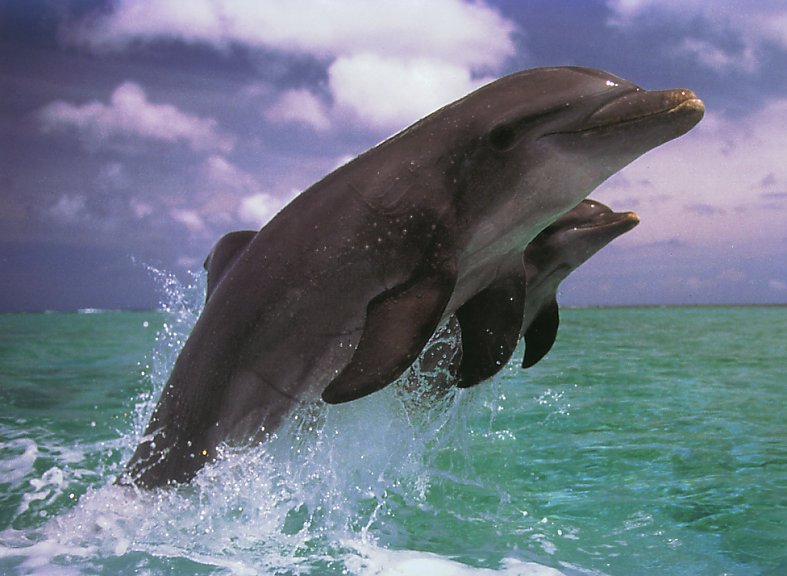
top-left (561, 88), bottom-right (705, 135)
top-left (574, 209), bottom-right (640, 234)
top-left (576, 88), bottom-right (705, 132)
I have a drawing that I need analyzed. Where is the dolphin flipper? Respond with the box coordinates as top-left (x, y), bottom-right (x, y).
top-left (322, 255), bottom-right (457, 404)
top-left (455, 275), bottom-right (526, 388)
top-left (203, 230), bottom-right (257, 301)
top-left (522, 298), bottom-right (560, 368)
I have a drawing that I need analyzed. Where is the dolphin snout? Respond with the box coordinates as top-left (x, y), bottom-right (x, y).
top-left (585, 87), bottom-right (704, 131)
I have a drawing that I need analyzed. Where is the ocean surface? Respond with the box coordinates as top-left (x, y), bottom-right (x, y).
top-left (0, 273), bottom-right (785, 575)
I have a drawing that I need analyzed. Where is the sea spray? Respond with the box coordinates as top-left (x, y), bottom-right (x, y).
top-left (16, 267), bottom-right (527, 574)
top-left (125, 266), bottom-right (205, 445)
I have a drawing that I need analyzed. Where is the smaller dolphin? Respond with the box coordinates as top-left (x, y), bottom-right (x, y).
top-left (414, 199), bottom-right (639, 390)
top-left (518, 199), bottom-right (639, 370)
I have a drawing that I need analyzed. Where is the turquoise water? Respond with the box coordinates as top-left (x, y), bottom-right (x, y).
top-left (0, 277), bottom-right (785, 574)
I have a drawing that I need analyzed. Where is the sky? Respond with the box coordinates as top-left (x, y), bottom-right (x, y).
top-left (2, 0), bottom-right (787, 312)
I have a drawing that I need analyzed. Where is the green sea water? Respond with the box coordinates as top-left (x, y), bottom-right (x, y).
top-left (0, 293), bottom-right (785, 574)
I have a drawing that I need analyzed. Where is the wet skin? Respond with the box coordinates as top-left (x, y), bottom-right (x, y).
top-left (120, 67), bottom-right (703, 488)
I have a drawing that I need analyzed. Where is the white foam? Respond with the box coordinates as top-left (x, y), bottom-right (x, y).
top-left (17, 466), bottom-right (68, 517)
top-left (0, 438), bottom-right (38, 484)
top-left (0, 528), bottom-right (94, 576)
top-left (345, 540), bottom-right (566, 576)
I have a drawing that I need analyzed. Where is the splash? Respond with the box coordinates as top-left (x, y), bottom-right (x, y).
top-left (127, 265), bottom-right (205, 442)
top-left (0, 267), bottom-right (563, 575)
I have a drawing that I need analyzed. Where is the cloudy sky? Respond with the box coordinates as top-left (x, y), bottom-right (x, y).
top-left (2, 0), bottom-right (787, 311)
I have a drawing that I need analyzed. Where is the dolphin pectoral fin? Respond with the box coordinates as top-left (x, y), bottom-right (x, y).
top-left (321, 260), bottom-right (457, 404)
top-left (455, 276), bottom-right (526, 388)
top-left (522, 298), bottom-right (560, 368)
top-left (203, 230), bottom-right (257, 301)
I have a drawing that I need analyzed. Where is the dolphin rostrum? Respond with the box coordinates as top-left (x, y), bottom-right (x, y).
top-left (120, 67), bottom-right (703, 488)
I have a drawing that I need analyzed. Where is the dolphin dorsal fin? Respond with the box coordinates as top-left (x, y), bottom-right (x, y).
top-left (522, 297), bottom-right (560, 368)
top-left (203, 230), bottom-right (257, 301)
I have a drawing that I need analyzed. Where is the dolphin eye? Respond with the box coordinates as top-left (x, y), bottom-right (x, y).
top-left (488, 124), bottom-right (517, 151)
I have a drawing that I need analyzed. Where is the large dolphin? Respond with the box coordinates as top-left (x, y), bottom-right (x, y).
top-left (413, 199), bottom-right (640, 392)
top-left (120, 67), bottom-right (703, 488)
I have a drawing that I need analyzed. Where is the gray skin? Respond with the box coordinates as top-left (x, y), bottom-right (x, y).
top-left (519, 199), bottom-right (640, 369)
top-left (119, 66), bottom-right (703, 488)
top-left (415, 199), bottom-right (640, 391)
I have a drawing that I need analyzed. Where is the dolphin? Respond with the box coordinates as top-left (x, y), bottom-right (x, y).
top-left (120, 66), bottom-right (703, 488)
top-left (414, 199), bottom-right (639, 391)
top-left (519, 199), bottom-right (640, 370)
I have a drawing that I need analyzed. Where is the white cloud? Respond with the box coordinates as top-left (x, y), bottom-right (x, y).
top-left (70, 1), bottom-right (517, 131)
top-left (200, 155), bottom-right (270, 211)
top-left (333, 154), bottom-right (356, 170)
top-left (170, 208), bottom-right (206, 234)
top-left (678, 38), bottom-right (757, 74)
top-left (237, 193), bottom-right (279, 226)
top-left (329, 54), bottom-right (494, 128)
top-left (607, 0), bottom-right (787, 72)
top-left (38, 82), bottom-right (235, 153)
top-left (238, 189), bottom-right (299, 227)
top-left (197, 156), bottom-right (268, 226)
top-left (170, 156), bottom-right (300, 230)
top-left (202, 155), bottom-right (260, 193)
top-left (130, 198), bottom-right (153, 219)
top-left (265, 89), bottom-right (330, 131)
top-left (49, 194), bottom-right (87, 223)
top-left (72, 0), bottom-right (514, 68)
